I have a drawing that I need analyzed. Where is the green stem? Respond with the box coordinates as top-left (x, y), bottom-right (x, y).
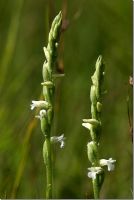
top-left (41, 12), bottom-right (62, 198)
top-left (92, 175), bottom-right (100, 199)
top-left (45, 137), bottom-right (52, 199)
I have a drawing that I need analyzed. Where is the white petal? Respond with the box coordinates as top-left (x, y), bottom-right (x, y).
top-left (87, 167), bottom-right (102, 179)
top-left (82, 123), bottom-right (92, 130)
top-left (100, 159), bottom-right (107, 166)
top-left (107, 163), bottom-right (115, 171)
top-left (60, 141), bottom-right (64, 148)
top-left (31, 105), bottom-right (35, 110)
top-left (58, 134), bottom-right (64, 141)
top-left (51, 134), bottom-right (65, 148)
top-left (31, 100), bottom-right (49, 110)
top-left (100, 158), bottom-right (116, 171)
top-left (88, 172), bottom-right (96, 179)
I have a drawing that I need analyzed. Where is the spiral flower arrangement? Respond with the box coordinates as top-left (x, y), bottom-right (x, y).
top-left (30, 12), bottom-right (65, 199)
top-left (82, 56), bottom-right (116, 198)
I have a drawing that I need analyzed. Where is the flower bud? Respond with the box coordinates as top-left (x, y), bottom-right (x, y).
top-left (97, 102), bottom-right (102, 112)
top-left (47, 108), bottom-right (53, 124)
top-left (38, 110), bottom-right (49, 137)
top-left (83, 119), bottom-right (100, 127)
top-left (90, 85), bottom-right (97, 103)
top-left (87, 141), bottom-right (99, 164)
top-left (41, 118), bottom-right (48, 137)
top-left (42, 62), bottom-right (50, 81)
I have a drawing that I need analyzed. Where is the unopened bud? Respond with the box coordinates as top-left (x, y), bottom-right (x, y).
top-left (83, 119), bottom-right (101, 127)
top-left (87, 141), bottom-right (99, 164)
top-left (42, 62), bottom-right (50, 81)
top-left (90, 85), bottom-right (97, 103)
top-left (97, 102), bottom-right (102, 112)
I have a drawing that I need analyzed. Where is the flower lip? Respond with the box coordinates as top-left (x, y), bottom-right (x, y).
top-left (30, 100), bottom-right (49, 110)
top-left (87, 167), bottom-right (102, 179)
top-left (100, 158), bottom-right (116, 171)
top-left (51, 134), bottom-right (66, 148)
top-left (35, 109), bottom-right (47, 120)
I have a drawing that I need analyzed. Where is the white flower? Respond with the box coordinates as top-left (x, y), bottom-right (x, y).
top-left (82, 123), bottom-right (92, 130)
top-left (35, 109), bottom-right (46, 120)
top-left (87, 167), bottom-right (102, 179)
top-left (51, 134), bottom-right (65, 148)
top-left (30, 100), bottom-right (49, 110)
top-left (100, 158), bottom-right (116, 171)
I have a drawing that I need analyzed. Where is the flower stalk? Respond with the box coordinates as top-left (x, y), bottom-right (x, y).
top-left (31, 12), bottom-right (62, 199)
top-left (82, 56), bottom-right (116, 199)
top-left (42, 11), bottom-right (62, 198)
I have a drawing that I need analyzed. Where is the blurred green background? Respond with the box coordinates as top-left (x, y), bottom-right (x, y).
top-left (0, 0), bottom-right (133, 199)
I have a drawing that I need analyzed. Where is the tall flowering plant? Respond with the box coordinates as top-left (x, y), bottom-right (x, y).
top-left (82, 56), bottom-right (116, 199)
top-left (30, 12), bottom-right (65, 199)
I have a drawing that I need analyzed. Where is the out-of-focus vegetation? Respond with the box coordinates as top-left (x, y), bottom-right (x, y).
top-left (0, 0), bottom-right (132, 198)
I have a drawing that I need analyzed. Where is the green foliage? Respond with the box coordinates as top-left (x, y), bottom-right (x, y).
top-left (0, 0), bottom-right (132, 199)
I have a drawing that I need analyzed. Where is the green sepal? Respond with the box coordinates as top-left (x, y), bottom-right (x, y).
top-left (97, 102), bottom-right (102, 112)
top-left (47, 107), bottom-right (53, 125)
top-left (43, 86), bottom-right (52, 103)
top-left (94, 55), bottom-right (105, 85)
top-left (91, 104), bottom-right (97, 119)
top-left (90, 126), bottom-right (101, 143)
top-left (90, 85), bottom-right (97, 104)
top-left (52, 12), bottom-right (62, 40)
top-left (98, 169), bottom-right (105, 189)
top-left (41, 116), bottom-right (49, 137)
top-left (42, 62), bottom-right (50, 81)
top-left (90, 126), bottom-right (97, 141)
top-left (91, 55), bottom-right (105, 99)
top-left (87, 141), bottom-right (99, 165)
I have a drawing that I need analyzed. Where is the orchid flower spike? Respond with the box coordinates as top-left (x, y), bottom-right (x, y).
top-left (30, 100), bottom-right (49, 110)
top-left (87, 167), bottom-right (102, 180)
top-left (51, 134), bottom-right (65, 148)
top-left (35, 109), bottom-right (47, 120)
top-left (100, 158), bottom-right (116, 171)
